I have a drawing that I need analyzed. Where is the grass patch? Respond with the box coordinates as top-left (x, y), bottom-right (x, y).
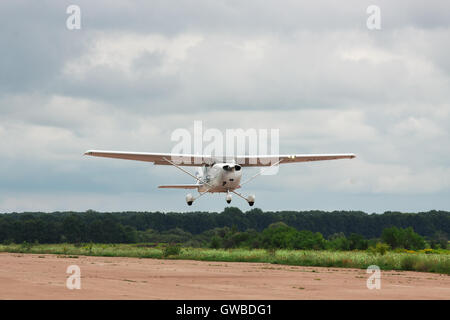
top-left (0, 243), bottom-right (448, 274)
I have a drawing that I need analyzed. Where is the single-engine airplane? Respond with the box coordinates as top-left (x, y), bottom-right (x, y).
top-left (84, 150), bottom-right (355, 206)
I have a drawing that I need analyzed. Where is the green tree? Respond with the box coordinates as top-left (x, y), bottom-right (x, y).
top-left (210, 236), bottom-right (222, 249)
top-left (62, 215), bottom-right (84, 243)
top-left (348, 233), bottom-right (368, 250)
top-left (261, 222), bottom-right (297, 249)
top-left (381, 226), bottom-right (426, 250)
top-left (429, 231), bottom-right (448, 249)
top-left (327, 233), bottom-right (350, 251)
top-left (292, 230), bottom-right (325, 250)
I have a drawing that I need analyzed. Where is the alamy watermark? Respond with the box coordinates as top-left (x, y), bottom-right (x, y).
top-left (64, 5), bottom-right (381, 31)
top-left (366, 265), bottom-right (381, 290)
top-left (170, 121), bottom-right (280, 174)
top-left (367, 5), bottom-right (381, 30)
top-left (66, 265), bottom-right (81, 290)
top-left (66, 5), bottom-right (81, 30)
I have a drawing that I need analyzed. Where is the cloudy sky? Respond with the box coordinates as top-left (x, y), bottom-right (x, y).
top-left (1, 1), bottom-right (449, 213)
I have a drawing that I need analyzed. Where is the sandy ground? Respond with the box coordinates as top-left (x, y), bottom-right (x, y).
top-left (0, 252), bottom-right (449, 299)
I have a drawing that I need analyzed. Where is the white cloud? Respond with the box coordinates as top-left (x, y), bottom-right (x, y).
top-left (390, 117), bottom-right (446, 139)
top-left (64, 32), bottom-right (204, 77)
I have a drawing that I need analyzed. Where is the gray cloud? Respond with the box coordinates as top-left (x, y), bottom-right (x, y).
top-left (0, 1), bottom-right (449, 212)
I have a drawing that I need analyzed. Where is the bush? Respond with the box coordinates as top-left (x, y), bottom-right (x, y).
top-left (327, 234), bottom-right (350, 251)
top-left (222, 232), bottom-right (251, 249)
top-left (348, 233), bottom-right (368, 250)
top-left (260, 223), bottom-right (325, 250)
top-left (82, 242), bottom-right (94, 254)
top-left (400, 256), bottom-right (416, 270)
top-left (20, 241), bottom-right (33, 252)
top-left (2, 239), bottom-right (13, 245)
top-left (292, 231), bottom-right (325, 250)
top-left (265, 248), bottom-right (276, 257)
top-left (210, 236), bottom-right (222, 249)
top-left (163, 244), bottom-right (181, 257)
top-left (429, 231), bottom-right (448, 249)
top-left (367, 242), bottom-right (390, 255)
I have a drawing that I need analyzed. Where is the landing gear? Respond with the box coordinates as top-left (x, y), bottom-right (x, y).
top-left (186, 194), bottom-right (194, 206)
top-left (246, 195), bottom-right (255, 207)
top-left (226, 193), bottom-right (232, 204)
top-left (228, 190), bottom-right (256, 207)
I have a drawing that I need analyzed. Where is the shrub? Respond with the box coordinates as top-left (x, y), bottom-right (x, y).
top-left (83, 242), bottom-right (94, 254)
top-left (210, 236), bottom-right (222, 249)
top-left (367, 242), bottom-right (390, 255)
top-left (20, 241), bottom-right (33, 252)
top-left (292, 231), bottom-right (325, 250)
top-left (2, 239), bottom-right (13, 245)
top-left (401, 256), bottom-right (416, 270)
top-left (163, 244), bottom-right (181, 257)
top-left (260, 223), bottom-right (325, 250)
top-left (265, 248), bottom-right (277, 257)
top-left (348, 233), bottom-right (369, 250)
top-left (429, 231), bottom-right (448, 249)
top-left (327, 235), bottom-right (350, 251)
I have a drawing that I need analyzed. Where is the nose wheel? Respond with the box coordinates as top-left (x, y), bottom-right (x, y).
top-left (226, 193), bottom-right (232, 204)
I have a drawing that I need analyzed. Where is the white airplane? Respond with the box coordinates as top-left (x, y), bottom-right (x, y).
top-left (84, 150), bottom-right (355, 206)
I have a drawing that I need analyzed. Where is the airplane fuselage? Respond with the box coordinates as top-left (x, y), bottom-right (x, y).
top-left (197, 163), bottom-right (242, 193)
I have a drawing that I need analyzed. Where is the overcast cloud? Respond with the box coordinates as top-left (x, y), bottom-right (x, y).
top-left (1, 1), bottom-right (450, 213)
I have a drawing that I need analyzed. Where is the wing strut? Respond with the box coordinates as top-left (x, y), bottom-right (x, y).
top-left (239, 158), bottom-right (283, 187)
top-left (162, 157), bottom-right (214, 189)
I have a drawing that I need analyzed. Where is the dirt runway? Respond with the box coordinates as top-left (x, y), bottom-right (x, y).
top-left (0, 252), bottom-right (448, 299)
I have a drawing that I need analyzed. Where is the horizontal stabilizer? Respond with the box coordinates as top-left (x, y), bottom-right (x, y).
top-left (158, 184), bottom-right (200, 189)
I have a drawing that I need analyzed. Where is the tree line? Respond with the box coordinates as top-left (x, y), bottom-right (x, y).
top-left (0, 208), bottom-right (448, 249)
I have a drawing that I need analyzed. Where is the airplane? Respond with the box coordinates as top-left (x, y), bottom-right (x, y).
top-left (84, 150), bottom-right (355, 206)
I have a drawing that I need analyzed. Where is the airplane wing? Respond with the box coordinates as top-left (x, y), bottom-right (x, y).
top-left (84, 150), bottom-right (355, 167)
top-left (84, 150), bottom-right (214, 166)
top-left (235, 153), bottom-right (356, 167)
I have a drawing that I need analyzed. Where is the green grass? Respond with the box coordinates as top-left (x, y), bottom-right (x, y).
top-left (0, 243), bottom-right (449, 274)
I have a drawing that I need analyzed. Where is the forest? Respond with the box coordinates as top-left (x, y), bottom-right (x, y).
top-left (0, 208), bottom-right (448, 250)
